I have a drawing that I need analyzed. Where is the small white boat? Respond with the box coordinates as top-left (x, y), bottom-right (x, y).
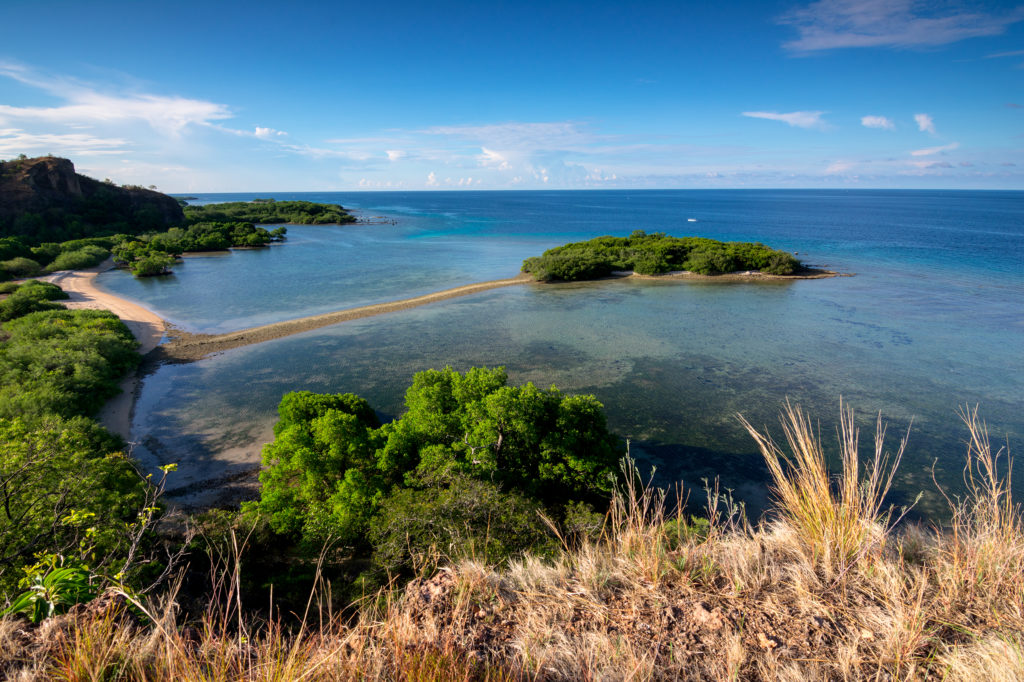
top-left (687, 218), bottom-right (697, 222)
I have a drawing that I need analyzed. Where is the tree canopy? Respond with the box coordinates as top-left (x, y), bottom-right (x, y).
top-left (522, 230), bottom-right (802, 281)
top-left (248, 367), bottom-right (624, 572)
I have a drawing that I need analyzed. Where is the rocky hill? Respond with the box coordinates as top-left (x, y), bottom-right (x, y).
top-left (0, 156), bottom-right (184, 243)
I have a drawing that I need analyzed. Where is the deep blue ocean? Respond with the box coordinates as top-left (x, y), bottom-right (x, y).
top-left (98, 190), bottom-right (1024, 515)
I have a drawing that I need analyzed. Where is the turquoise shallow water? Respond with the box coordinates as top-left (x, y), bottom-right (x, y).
top-left (101, 190), bottom-right (1024, 516)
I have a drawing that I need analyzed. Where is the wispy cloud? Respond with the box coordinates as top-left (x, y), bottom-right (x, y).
top-left (779, 0), bottom-right (1024, 52)
top-left (0, 63), bottom-right (233, 137)
top-left (742, 110), bottom-right (828, 129)
top-left (986, 49), bottom-right (1024, 58)
top-left (914, 113), bottom-right (936, 134)
top-left (421, 121), bottom-right (595, 148)
top-left (0, 128), bottom-right (129, 156)
top-left (861, 115), bottom-right (895, 130)
top-left (911, 142), bottom-right (959, 156)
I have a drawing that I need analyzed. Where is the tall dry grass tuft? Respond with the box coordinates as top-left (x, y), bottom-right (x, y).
top-left (934, 405), bottom-right (1024, 628)
top-left (739, 399), bottom-right (908, 578)
top-left (602, 455), bottom-right (674, 583)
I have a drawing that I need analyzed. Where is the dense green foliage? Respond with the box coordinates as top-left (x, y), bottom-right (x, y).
top-left (0, 308), bottom-right (140, 420)
top-left (0, 280), bottom-right (68, 322)
top-left (112, 222), bottom-right (287, 276)
top-left (248, 367), bottom-right (623, 573)
top-left (0, 236), bottom-right (33, 262)
top-left (522, 230), bottom-right (802, 281)
top-left (0, 283), bottom-right (153, 602)
top-left (183, 199), bottom-right (355, 225)
top-left (0, 256), bottom-right (42, 279)
top-left (0, 236), bottom-right (120, 279)
top-left (44, 244), bottom-right (110, 272)
top-left (0, 417), bottom-right (148, 596)
top-left (129, 252), bottom-right (176, 277)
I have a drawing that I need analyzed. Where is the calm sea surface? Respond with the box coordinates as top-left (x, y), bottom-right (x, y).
top-left (98, 190), bottom-right (1024, 516)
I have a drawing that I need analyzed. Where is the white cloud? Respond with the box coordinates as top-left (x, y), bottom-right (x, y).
top-left (914, 113), bottom-right (936, 133)
top-left (911, 142), bottom-right (959, 156)
top-left (0, 128), bottom-right (129, 156)
top-left (478, 147), bottom-right (511, 169)
top-left (385, 149), bottom-right (406, 161)
top-left (254, 126), bottom-right (286, 140)
top-left (742, 110), bottom-right (828, 129)
top-left (861, 115), bottom-right (894, 130)
top-left (426, 171), bottom-right (438, 186)
top-left (779, 0), bottom-right (1024, 52)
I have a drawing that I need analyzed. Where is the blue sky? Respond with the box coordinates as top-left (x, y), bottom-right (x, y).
top-left (1, 0), bottom-right (1022, 191)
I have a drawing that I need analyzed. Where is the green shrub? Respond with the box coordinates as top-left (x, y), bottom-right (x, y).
top-left (0, 280), bottom-right (68, 322)
top-left (369, 474), bottom-right (557, 573)
top-left (0, 308), bottom-right (139, 419)
top-left (0, 256), bottom-right (42, 278)
top-left (130, 253), bottom-right (175, 277)
top-left (44, 245), bottom-right (109, 272)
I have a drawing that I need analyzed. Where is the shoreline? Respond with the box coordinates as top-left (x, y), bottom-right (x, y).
top-left (42, 260), bottom-right (165, 441)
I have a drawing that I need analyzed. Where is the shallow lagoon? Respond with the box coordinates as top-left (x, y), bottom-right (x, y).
top-left (100, 190), bottom-right (1024, 516)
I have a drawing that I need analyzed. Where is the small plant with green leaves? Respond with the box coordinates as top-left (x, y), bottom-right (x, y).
top-left (3, 557), bottom-right (97, 623)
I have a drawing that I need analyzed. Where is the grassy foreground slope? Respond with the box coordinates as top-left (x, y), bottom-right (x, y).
top-left (2, 404), bottom-right (1020, 680)
top-left (522, 230), bottom-right (802, 281)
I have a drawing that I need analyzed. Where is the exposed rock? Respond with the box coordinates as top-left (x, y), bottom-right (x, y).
top-left (0, 156), bottom-right (184, 241)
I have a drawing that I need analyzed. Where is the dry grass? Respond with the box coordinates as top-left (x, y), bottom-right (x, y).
top-left (1, 403), bottom-right (1021, 680)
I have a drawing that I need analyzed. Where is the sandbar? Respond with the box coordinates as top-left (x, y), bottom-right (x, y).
top-left (159, 273), bottom-right (535, 362)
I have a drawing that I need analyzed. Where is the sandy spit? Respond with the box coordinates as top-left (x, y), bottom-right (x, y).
top-left (159, 273), bottom-right (536, 362)
top-left (42, 260), bottom-right (165, 440)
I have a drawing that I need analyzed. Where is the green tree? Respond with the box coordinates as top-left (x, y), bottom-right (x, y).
top-left (0, 417), bottom-right (149, 596)
top-left (250, 367), bottom-right (623, 569)
top-left (254, 392), bottom-right (384, 544)
top-left (129, 253), bottom-right (175, 277)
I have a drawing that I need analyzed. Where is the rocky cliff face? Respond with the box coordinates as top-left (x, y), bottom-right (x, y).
top-left (0, 156), bottom-right (185, 241)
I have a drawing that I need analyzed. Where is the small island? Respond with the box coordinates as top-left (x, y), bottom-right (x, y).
top-left (522, 230), bottom-right (810, 281)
